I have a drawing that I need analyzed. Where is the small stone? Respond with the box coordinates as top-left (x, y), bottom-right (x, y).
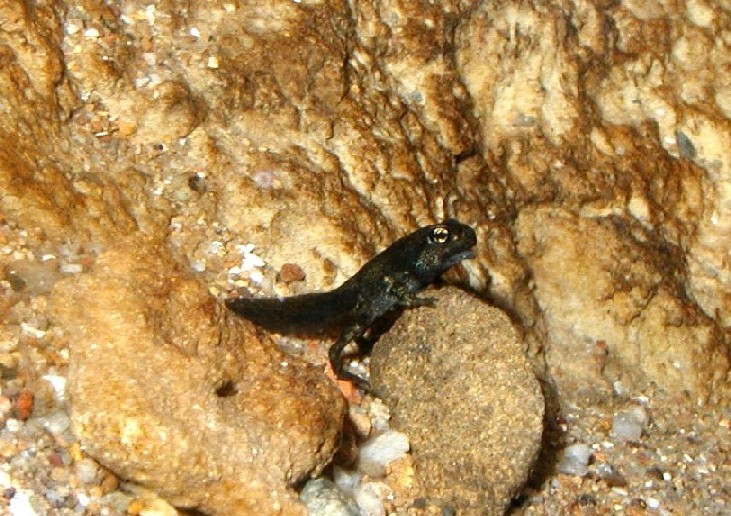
top-left (358, 430), bottom-right (410, 478)
top-left (278, 263), bottom-right (306, 283)
top-left (300, 477), bottom-right (360, 516)
top-left (59, 263), bottom-right (84, 274)
top-left (41, 374), bottom-right (67, 403)
top-left (42, 411), bottom-right (71, 435)
top-left (333, 466), bottom-right (361, 493)
top-left (5, 418), bottom-right (21, 432)
top-left (558, 443), bottom-right (592, 477)
top-left (612, 406), bottom-right (648, 442)
top-left (9, 489), bottom-right (36, 516)
top-left (100, 471), bottom-right (119, 494)
top-left (75, 458), bottom-right (101, 485)
top-left (15, 389), bottom-right (35, 420)
top-left (4, 259), bottom-right (61, 295)
top-left (352, 481), bottom-right (390, 516)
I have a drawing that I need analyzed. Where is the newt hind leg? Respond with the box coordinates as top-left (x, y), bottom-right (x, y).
top-left (329, 324), bottom-right (372, 391)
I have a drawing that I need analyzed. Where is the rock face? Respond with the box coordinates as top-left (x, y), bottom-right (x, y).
top-left (48, 240), bottom-right (345, 515)
top-left (370, 289), bottom-right (544, 513)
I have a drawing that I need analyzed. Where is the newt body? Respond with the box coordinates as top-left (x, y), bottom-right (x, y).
top-left (226, 219), bottom-right (477, 390)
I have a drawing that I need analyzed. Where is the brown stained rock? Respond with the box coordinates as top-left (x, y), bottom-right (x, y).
top-left (370, 288), bottom-right (544, 514)
top-left (48, 239), bottom-right (345, 515)
top-left (516, 207), bottom-right (729, 401)
top-left (455, 1), bottom-right (731, 403)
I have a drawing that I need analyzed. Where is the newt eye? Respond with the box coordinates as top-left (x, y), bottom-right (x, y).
top-left (430, 226), bottom-right (450, 243)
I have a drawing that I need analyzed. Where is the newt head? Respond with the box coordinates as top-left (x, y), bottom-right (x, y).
top-left (416, 218), bottom-right (477, 274)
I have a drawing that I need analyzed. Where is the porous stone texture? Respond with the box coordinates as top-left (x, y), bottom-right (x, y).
top-left (370, 288), bottom-right (545, 514)
top-left (48, 239), bottom-right (345, 515)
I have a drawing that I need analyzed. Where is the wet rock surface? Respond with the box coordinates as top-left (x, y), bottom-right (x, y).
top-left (370, 288), bottom-right (545, 514)
top-left (48, 240), bottom-right (345, 515)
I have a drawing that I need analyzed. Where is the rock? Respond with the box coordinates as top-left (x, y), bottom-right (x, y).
top-left (299, 477), bottom-right (360, 516)
top-left (612, 405), bottom-right (649, 443)
top-left (358, 430), bottom-right (410, 478)
top-left (352, 481), bottom-right (390, 516)
top-left (48, 240), bottom-right (345, 515)
top-left (557, 444), bottom-right (593, 477)
top-left (370, 288), bottom-right (544, 513)
top-left (3, 260), bottom-right (61, 295)
top-left (516, 207), bottom-right (727, 402)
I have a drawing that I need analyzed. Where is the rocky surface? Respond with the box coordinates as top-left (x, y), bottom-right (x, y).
top-left (370, 288), bottom-right (545, 514)
top-left (0, 0), bottom-right (729, 514)
top-left (48, 239), bottom-right (345, 515)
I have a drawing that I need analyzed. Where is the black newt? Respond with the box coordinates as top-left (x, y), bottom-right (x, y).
top-left (226, 219), bottom-right (477, 390)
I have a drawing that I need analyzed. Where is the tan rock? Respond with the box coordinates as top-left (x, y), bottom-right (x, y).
top-left (48, 239), bottom-right (345, 514)
top-left (370, 288), bottom-right (544, 514)
top-left (516, 207), bottom-right (728, 401)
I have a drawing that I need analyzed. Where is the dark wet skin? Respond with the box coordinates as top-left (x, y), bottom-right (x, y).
top-left (226, 219), bottom-right (477, 391)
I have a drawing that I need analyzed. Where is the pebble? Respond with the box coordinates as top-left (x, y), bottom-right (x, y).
top-left (6, 418), bottom-right (22, 432)
top-left (352, 481), bottom-right (391, 516)
top-left (74, 458), bottom-right (100, 485)
top-left (279, 263), bottom-right (306, 283)
top-left (42, 411), bottom-right (71, 435)
top-left (557, 443), bottom-right (592, 477)
top-left (41, 374), bottom-right (68, 403)
top-left (612, 406), bottom-right (648, 442)
top-left (333, 465), bottom-right (361, 493)
top-left (15, 389), bottom-right (35, 420)
top-left (9, 488), bottom-right (37, 516)
top-left (300, 477), bottom-right (360, 516)
top-left (358, 430), bottom-right (410, 477)
top-left (4, 259), bottom-right (61, 295)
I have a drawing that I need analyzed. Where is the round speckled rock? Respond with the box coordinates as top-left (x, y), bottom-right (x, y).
top-left (370, 288), bottom-right (544, 514)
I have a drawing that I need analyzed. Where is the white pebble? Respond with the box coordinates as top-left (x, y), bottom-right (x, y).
top-left (333, 465), bottom-right (361, 493)
top-left (59, 263), bottom-right (84, 274)
top-left (75, 458), bottom-right (100, 485)
top-left (358, 430), bottom-right (409, 477)
top-left (42, 374), bottom-right (67, 402)
top-left (241, 252), bottom-right (265, 270)
top-left (647, 497), bottom-right (660, 509)
top-left (612, 406), bottom-right (648, 442)
top-left (6, 418), bottom-right (21, 432)
top-left (43, 411), bottom-right (71, 435)
top-left (20, 323), bottom-right (46, 339)
top-left (65, 22), bottom-right (81, 35)
top-left (83, 27), bottom-right (100, 38)
top-left (353, 481), bottom-right (390, 516)
top-left (9, 489), bottom-right (36, 516)
top-left (190, 260), bottom-right (206, 272)
top-left (76, 492), bottom-right (91, 507)
top-left (557, 443), bottom-right (592, 477)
